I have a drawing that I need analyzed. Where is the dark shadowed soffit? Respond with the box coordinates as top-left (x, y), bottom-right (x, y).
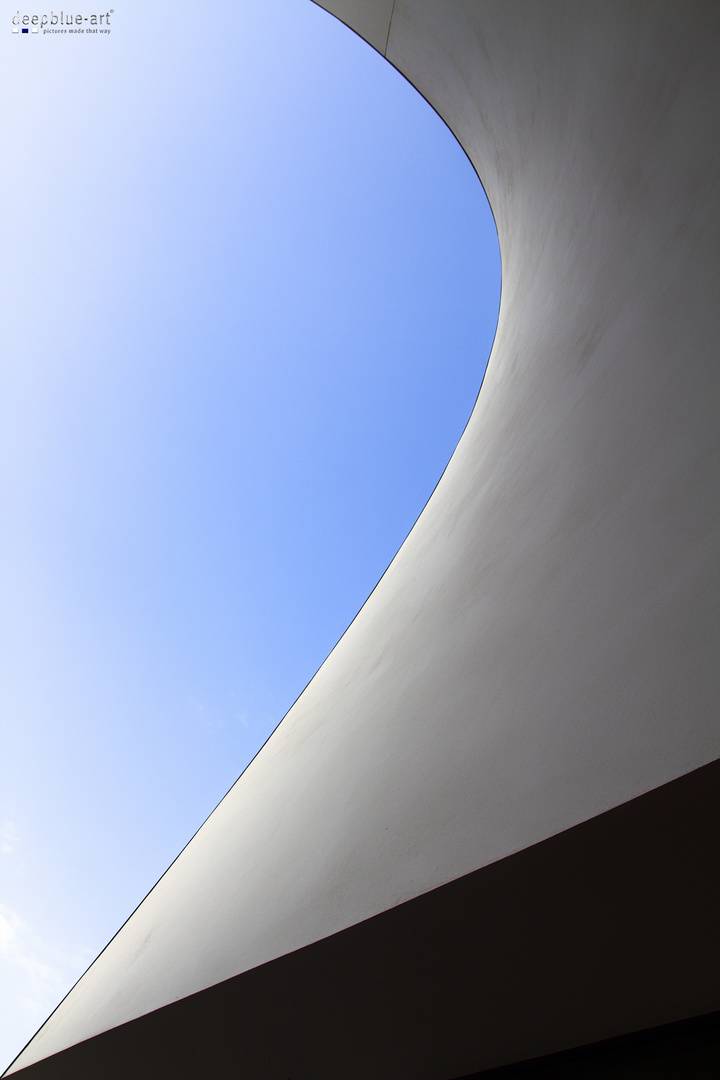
top-left (455, 1011), bottom-right (720, 1079)
top-left (8, 758), bottom-right (720, 1080)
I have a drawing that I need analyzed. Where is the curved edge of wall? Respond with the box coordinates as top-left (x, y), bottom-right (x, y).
top-left (7, 1), bottom-right (720, 1074)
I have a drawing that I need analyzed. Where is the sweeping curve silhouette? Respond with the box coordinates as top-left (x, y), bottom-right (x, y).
top-left (7, 2), bottom-right (720, 1076)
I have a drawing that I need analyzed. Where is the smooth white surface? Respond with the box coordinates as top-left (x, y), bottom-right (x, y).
top-left (10, 1), bottom-right (720, 1071)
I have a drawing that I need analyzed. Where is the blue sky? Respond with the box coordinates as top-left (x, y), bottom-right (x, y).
top-left (0, 0), bottom-right (499, 1067)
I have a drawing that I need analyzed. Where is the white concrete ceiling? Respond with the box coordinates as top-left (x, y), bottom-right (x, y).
top-left (9, 1), bottom-right (720, 1072)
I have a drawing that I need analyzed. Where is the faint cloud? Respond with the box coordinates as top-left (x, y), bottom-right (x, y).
top-left (190, 698), bottom-right (224, 733)
top-left (0, 822), bottom-right (25, 875)
top-left (0, 905), bottom-right (64, 997)
top-left (0, 823), bottom-right (20, 856)
top-left (0, 905), bottom-right (92, 1071)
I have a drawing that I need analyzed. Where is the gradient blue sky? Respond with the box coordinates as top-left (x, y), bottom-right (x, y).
top-left (0, 0), bottom-right (499, 1067)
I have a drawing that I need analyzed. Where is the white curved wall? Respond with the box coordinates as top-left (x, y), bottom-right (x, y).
top-left (9, 1), bottom-right (720, 1072)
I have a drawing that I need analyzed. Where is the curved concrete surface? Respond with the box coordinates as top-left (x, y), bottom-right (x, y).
top-left (8, 1), bottom-right (720, 1075)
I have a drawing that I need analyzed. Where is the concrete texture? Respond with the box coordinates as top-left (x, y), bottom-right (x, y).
top-left (7, 1), bottom-right (720, 1073)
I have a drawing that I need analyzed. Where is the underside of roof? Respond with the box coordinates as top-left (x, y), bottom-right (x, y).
top-left (7, 2), bottom-right (720, 1076)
